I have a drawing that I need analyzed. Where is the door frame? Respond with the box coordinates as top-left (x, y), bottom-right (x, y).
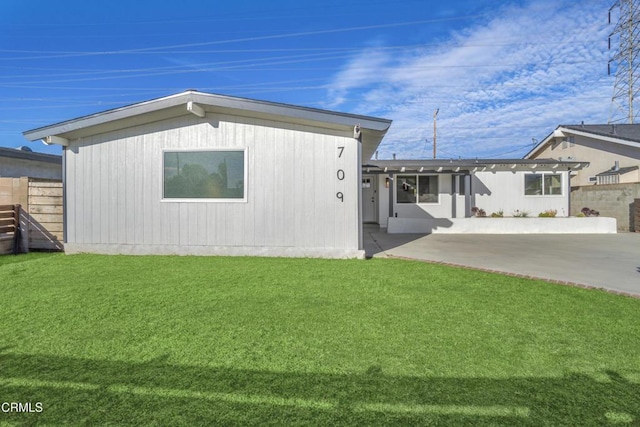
top-left (362, 174), bottom-right (379, 224)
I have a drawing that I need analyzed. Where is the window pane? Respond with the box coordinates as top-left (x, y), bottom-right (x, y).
top-left (396, 175), bottom-right (417, 203)
top-left (524, 174), bottom-right (542, 195)
top-left (164, 151), bottom-right (244, 199)
top-left (418, 175), bottom-right (438, 203)
top-left (544, 174), bottom-right (562, 195)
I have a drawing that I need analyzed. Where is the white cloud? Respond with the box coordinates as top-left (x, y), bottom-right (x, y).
top-left (324, 0), bottom-right (613, 159)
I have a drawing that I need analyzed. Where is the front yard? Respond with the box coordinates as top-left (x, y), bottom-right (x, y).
top-left (0, 253), bottom-right (638, 425)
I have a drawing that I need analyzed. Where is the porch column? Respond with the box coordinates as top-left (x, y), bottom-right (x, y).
top-left (388, 173), bottom-right (393, 219)
top-left (464, 173), bottom-right (472, 217)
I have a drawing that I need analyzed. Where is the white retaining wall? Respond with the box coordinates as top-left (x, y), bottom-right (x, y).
top-left (387, 217), bottom-right (617, 234)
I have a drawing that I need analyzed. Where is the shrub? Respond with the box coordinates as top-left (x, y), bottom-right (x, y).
top-left (581, 207), bottom-right (600, 217)
top-left (490, 209), bottom-right (504, 218)
top-left (513, 209), bottom-right (529, 218)
top-left (538, 209), bottom-right (557, 218)
top-left (577, 213), bottom-right (586, 217)
top-left (471, 207), bottom-right (487, 217)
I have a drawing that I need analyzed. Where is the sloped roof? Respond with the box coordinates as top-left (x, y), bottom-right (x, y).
top-left (0, 146), bottom-right (61, 164)
top-left (596, 165), bottom-right (639, 176)
top-left (22, 90), bottom-right (392, 161)
top-left (561, 124), bottom-right (640, 144)
top-left (525, 123), bottom-right (640, 159)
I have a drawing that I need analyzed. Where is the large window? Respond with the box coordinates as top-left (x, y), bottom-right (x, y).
top-left (524, 173), bottom-right (562, 196)
top-left (163, 150), bottom-right (246, 200)
top-left (396, 175), bottom-right (438, 203)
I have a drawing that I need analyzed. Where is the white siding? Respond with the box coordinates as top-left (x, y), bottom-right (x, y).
top-left (378, 171), bottom-right (569, 222)
top-left (473, 171), bottom-right (569, 217)
top-left (64, 113), bottom-right (362, 258)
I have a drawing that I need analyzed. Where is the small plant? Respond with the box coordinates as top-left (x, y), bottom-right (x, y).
top-left (513, 209), bottom-right (529, 218)
top-left (577, 212), bottom-right (586, 217)
top-left (538, 209), bottom-right (557, 218)
top-left (471, 207), bottom-right (487, 217)
top-left (490, 209), bottom-right (504, 218)
top-left (581, 207), bottom-right (600, 217)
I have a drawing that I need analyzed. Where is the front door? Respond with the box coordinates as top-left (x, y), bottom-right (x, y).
top-left (362, 175), bottom-right (377, 223)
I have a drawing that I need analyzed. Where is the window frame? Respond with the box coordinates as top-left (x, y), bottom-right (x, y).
top-left (524, 172), bottom-right (563, 197)
top-left (161, 148), bottom-right (248, 203)
top-left (395, 174), bottom-right (440, 205)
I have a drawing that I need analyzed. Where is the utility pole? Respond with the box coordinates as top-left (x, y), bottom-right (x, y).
top-left (608, 0), bottom-right (640, 124)
top-left (433, 108), bottom-right (439, 159)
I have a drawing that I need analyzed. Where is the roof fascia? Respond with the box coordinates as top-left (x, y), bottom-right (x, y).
top-left (525, 125), bottom-right (640, 159)
top-left (23, 91), bottom-right (392, 144)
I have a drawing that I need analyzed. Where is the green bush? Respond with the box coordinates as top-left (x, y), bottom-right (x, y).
top-left (538, 209), bottom-right (557, 218)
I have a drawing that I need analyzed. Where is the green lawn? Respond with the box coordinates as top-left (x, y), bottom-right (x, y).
top-left (0, 253), bottom-right (638, 426)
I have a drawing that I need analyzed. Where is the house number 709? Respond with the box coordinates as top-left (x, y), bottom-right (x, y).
top-left (337, 146), bottom-right (345, 202)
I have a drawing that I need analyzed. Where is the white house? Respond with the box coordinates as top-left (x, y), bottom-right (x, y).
top-left (23, 91), bottom-right (391, 258)
top-left (360, 158), bottom-right (615, 234)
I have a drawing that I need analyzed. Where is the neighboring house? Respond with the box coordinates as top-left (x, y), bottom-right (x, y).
top-left (362, 159), bottom-right (593, 233)
top-left (525, 124), bottom-right (640, 231)
top-left (0, 146), bottom-right (61, 180)
top-left (524, 124), bottom-right (640, 186)
top-left (23, 90), bottom-right (391, 258)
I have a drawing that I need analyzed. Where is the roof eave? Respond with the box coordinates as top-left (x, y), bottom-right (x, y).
top-left (22, 91), bottom-right (392, 145)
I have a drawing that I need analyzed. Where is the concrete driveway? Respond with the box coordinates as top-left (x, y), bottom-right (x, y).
top-left (364, 227), bottom-right (640, 297)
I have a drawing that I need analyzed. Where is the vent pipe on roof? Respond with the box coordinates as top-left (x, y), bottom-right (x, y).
top-left (392, 153), bottom-right (396, 160)
top-left (611, 124), bottom-right (617, 135)
top-left (614, 160), bottom-right (620, 171)
top-left (375, 151), bottom-right (378, 160)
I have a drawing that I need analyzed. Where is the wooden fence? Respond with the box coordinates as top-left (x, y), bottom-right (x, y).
top-left (0, 177), bottom-right (63, 251)
top-left (0, 204), bottom-right (20, 255)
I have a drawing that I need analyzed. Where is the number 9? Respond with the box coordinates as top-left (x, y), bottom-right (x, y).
top-left (336, 192), bottom-right (344, 202)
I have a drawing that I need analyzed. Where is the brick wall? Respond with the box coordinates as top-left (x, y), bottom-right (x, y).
top-left (570, 183), bottom-right (640, 231)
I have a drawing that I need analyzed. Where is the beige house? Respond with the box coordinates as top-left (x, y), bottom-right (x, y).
top-left (525, 124), bottom-right (640, 186)
top-left (526, 124), bottom-right (640, 231)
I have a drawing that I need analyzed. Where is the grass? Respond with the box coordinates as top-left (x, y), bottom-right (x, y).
top-left (0, 253), bottom-right (639, 425)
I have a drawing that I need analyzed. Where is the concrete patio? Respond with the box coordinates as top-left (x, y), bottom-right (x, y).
top-left (363, 226), bottom-right (640, 297)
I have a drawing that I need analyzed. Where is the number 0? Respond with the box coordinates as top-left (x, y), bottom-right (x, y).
top-left (337, 169), bottom-right (345, 180)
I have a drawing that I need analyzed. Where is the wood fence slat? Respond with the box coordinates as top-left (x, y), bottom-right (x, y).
top-left (28, 196), bottom-right (63, 205)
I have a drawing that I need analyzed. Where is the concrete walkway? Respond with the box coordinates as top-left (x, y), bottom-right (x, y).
top-left (364, 227), bottom-right (640, 297)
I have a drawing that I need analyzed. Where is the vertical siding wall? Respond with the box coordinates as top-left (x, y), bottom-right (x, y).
top-left (379, 171), bottom-right (570, 221)
top-left (64, 114), bottom-right (361, 257)
top-left (473, 171), bottom-right (570, 217)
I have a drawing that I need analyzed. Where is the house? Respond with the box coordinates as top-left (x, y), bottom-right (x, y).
top-left (525, 124), bottom-right (640, 231)
top-left (22, 90), bottom-right (391, 258)
top-left (0, 146), bottom-right (61, 180)
top-left (360, 158), bottom-right (612, 234)
top-left (525, 124), bottom-right (640, 186)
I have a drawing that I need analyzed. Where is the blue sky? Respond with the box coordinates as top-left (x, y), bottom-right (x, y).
top-left (0, 0), bottom-right (615, 159)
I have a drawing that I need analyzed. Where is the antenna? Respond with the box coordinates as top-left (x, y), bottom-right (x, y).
top-left (608, 0), bottom-right (640, 124)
